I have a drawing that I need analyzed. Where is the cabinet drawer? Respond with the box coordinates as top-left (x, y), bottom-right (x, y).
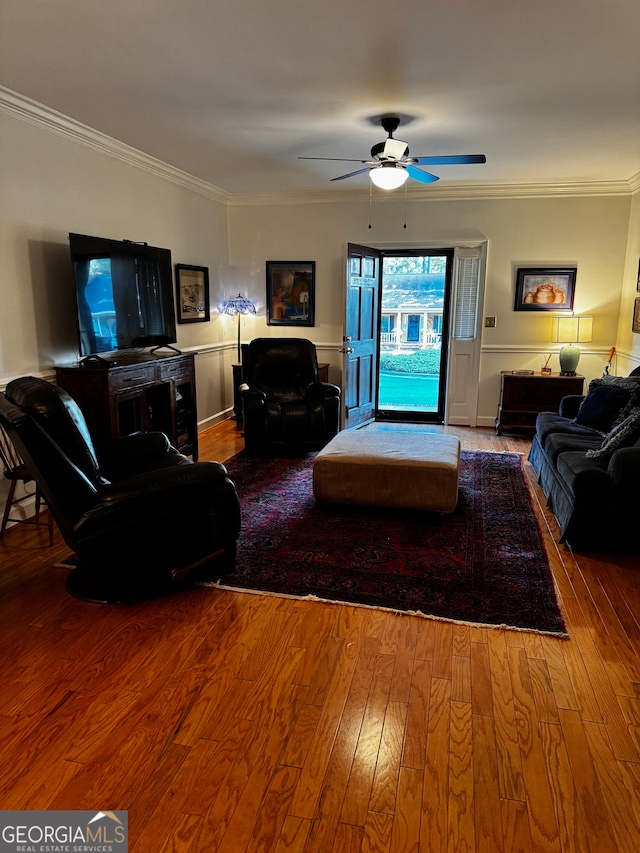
top-left (109, 367), bottom-right (153, 391)
top-left (158, 358), bottom-right (192, 382)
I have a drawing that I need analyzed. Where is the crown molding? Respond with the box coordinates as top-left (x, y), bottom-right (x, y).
top-left (228, 177), bottom-right (638, 206)
top-left (0, 87), bottom-right (231, 204)
top-left (2, 86), bottom-right (637, 206)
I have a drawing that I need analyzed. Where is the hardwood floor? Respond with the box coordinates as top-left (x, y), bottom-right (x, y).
top-left (1, 420), bottom-right (639, 852)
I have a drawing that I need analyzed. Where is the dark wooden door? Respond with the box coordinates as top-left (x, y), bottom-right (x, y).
top-left (343, 243), bottom-right (382, 430)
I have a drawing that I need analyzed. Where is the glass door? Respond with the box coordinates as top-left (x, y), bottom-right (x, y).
top-left (376, 251), bottom-right (453, 423)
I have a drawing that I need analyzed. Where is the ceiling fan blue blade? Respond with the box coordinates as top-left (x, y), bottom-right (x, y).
top-left (330, 167), bottom-right (372, 181)
top-left (406, 165), bottom-right (440, 185)
top-left (412, 154), bottom-right (486, 166)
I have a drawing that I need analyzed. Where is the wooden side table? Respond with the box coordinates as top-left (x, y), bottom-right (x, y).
top-left (232, 361), bottom-right (330, 426)
top-left (495, 371), bottom-right (584, 434)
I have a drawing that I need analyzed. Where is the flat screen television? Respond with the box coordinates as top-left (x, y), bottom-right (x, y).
top-left (69, 232), bottom-right (177, 358)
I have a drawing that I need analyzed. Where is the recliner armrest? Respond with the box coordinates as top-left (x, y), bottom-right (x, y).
top-left (97, 432), bottom-right (187, 482)
top-left (75, 461), bottom-right (233, 534)
top-left (307, 381), bottom-right (341, 400)
top-left (240, 387), bottom-right (266, 402)
top-left (101, 459), bottom-right (230, 504)
top-left (98, 431), bottom-right (177, 466)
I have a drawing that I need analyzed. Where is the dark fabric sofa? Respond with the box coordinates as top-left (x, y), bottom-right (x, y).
top-left (527, 371), bottom-right (640, 551)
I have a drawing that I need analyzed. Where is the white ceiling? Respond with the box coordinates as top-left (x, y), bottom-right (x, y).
top-left (2, 0), bottom-right (639, 196)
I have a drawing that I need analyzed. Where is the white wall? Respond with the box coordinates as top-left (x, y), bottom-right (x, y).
top-left (228, 192), bottom-right (631, 425)
top-left (614, 191), bottom-right (640, 375)
top-left (0, 107), bottom-right (235, 519)
top-left (0, 109), bottom-right (236, 423)
top-left (1, 101), bottom-right (635, 434)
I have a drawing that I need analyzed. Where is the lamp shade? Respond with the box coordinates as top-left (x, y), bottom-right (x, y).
top-left (370, 164), bottom-right (409, 190)
top-left (550, 315), bottom-right (593, 343)
top-left (223, 293), bottom-right (256, 361)
top-left (551, 315), bottom-right (592, 376)
top-left (223, 294), bottom-right (256, 317)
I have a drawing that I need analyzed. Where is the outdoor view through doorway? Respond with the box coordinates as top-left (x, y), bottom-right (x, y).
top-left (377, 252), bottom-right (452, 423)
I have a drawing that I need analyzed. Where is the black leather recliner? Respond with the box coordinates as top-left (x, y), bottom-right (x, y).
top-left (240, 338), bottom-right (340, 455)
top-left (0, 377), bottom-right (241, 603)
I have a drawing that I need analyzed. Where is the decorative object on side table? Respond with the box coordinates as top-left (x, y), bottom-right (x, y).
top-left (266, 261), bottom-right (315, 326)
top-left (175, 264), bottom-right (210, 323)
top-left (514, 267), bottom-right (577, 312)
top-left (550, 314), bottom-right (593, 375)
top-left (223, 294), bottom-right (257, 361)
top-left (603, 346), bottom-right (616, 375)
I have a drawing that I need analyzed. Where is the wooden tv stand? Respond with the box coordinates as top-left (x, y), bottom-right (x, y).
top-left (55, 351), bottom-right (198, 459)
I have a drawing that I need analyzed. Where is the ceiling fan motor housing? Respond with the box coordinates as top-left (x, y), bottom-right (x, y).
top-left (371, 139), bottom-right (410, 161)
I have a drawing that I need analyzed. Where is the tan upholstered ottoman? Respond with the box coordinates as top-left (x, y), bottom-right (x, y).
top-left (313, 430), bottom-right (461, 512)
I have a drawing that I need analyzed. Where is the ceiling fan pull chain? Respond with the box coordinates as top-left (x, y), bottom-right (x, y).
top-left (403, 180), bottom-right (408, 229)
top-left (368, 180), bottom-right (373, 229)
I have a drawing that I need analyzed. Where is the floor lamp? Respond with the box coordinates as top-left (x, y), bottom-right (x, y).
top-left (224, 294), bottom-right (256, 361)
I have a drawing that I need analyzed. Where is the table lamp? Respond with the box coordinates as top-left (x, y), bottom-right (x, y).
top-left (223, 294), bottom-right (256, 361)
top-left (551, 315), bottom-right (593, 376)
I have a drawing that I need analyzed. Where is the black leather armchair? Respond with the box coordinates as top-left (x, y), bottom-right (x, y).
top-left (0, 377), bottom-right (241, 602)
top-left (240, 338), bottom-right (340, 455)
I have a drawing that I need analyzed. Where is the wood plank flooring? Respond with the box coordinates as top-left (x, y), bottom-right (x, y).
top-left (1, 420), bottom-right (639, 852)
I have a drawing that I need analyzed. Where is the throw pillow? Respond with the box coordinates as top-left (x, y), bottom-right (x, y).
top-left (585, 407), bottom-right (640, 459)
top-left (574, 376), bottom-right (640, 433)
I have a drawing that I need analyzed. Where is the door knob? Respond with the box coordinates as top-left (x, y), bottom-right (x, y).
top-left (340, 347), bottom-right (354, 354)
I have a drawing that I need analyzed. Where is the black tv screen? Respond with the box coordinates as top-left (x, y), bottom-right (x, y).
top-left (69, 232), bottom-right (177, 357)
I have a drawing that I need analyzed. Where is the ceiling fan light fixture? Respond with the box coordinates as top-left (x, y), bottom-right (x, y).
top-left (370, 164), bottom-right (408, 190)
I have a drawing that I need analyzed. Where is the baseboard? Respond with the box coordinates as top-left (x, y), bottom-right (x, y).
top-left (198, 408), bottom-right (235, 431)
top-left (476, 415), bottom-right (498, 429)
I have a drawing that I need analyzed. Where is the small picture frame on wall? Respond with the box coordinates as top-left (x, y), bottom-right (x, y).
top-left (633, 298), bottom-right (640, 333)
top-left (266, 261), bottom-right (315, 326)
top-left (514, 267), bottom-right (577, 312)
top-left (175, 264), bottom-right (210, 323)
top-left (636, 258), bottom-right (640, 291)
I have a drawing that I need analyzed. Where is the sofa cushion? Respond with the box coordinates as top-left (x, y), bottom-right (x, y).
top-left (574, 376), bottom-right (640, 433)
top-left (585, 407), bottom-right (640, 459)
top-left (535, 411), bottom-right (601, 449)
top-left (555, 451), bottom-right (612, 504)
top-left (544, 432), bottom-right (603, 465)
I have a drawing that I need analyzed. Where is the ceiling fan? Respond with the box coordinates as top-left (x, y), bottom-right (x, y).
top-left (299, 115), bottom-right (486, 189)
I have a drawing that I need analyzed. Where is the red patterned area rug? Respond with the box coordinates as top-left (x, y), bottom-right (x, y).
top-left (216, 450), bottom-right (567, 636)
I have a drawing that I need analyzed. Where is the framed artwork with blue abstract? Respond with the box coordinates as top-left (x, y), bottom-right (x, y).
top-left (266, 261), bottom-right (315, 326)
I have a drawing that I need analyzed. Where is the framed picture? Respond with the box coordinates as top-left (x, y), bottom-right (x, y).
top-left (633, 298), bottom-right (640, 333)
top-left (266, 261), bottom-right (315, 326)
top-left (514, 267), bottom-right (577, 312)
top-left (175, 264), bottom-right (210, 323)
top-left (636, 258), bottom-right (640, 292)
